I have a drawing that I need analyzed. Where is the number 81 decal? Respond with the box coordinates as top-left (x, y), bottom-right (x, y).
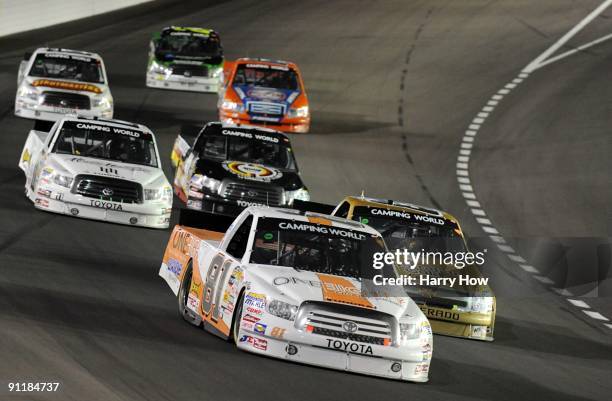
top-left (201, 253), bottom-right (233, 322)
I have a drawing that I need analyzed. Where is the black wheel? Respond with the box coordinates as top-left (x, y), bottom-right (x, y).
top-left (177, 261), bottom-right (201, 326)
top-left (231, 292), bottom-right (245, 343)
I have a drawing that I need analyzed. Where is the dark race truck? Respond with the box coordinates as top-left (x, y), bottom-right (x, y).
top-left (171, 123), bottom-right (310, 216)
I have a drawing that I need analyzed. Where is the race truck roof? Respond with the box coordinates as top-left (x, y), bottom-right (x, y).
top-left (160, 26), bottom-right (219, 36)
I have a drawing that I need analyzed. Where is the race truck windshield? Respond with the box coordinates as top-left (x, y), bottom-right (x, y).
top-left (353, 207), bottom-right (466, 254)
top-left (201, 134), bottom-right (297, 170)
top-left (29, 53), bottom-right (104, 84)
top-left (233, 64), bottom-right (299, 91)
top-left (157, 32), bottom-right (221, 60)
top-left (53, 121), bottom-right (158, 167)
top-left (250, 217), bottom-right (385, 279)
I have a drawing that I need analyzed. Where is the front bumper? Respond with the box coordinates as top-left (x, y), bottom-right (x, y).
top-left (419, 305), bottom-right (495, 341)
top-left (236, 321), bottom-right (431, 382)
top-left (14, 98), bottom-right (112, 122)
top-left (219, 111), bottom-right (310, 133)
top-left (146, 72), bottom-right (221, 93)
top-left (30, 187), bottom-right (171, 229)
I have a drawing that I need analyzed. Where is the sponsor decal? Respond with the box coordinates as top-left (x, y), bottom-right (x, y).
top-left (325, 339), bottom-right (373, 355)
top-left (222, 290), bottom-right (235, 304)
top-left (371, 208), bottom-right (411, 219)
top-left (65, 122), bottom-right (148, 139)
top-left (253, 337), bottom-right (267, 350)
top-left (220, 129), bottom-right (280, 143)
top-left (244, 292), bottom-right (266, 309)
top-left (35, 198), bottom-right (49, 207)
top-left (412, 213), bottom-right (445, 226)
top-left (167, 258), bottom-right (182, 276)
top-left (41, 167), bottom-right (54, 177)
top-left (187, 293), bottom-right (200, 311)
top-left (100, 166), bottom-right (118, 175)
top-left (236, 200), bottom-right (266, 208)
top-left (243, 314), bottom-right (260, 324)
top-left (270, 327), bottom-right (286, 339)
top-left (22, 149), bottom-right (31, 163)
top-left (254, 323), bottom-right (267, 335)
top-left (421, 306), bottom-right (460, 321)
top-left (246, 306), bottom-right (263, 315)
top-left (414, 363), bottom-right (429, 374)
top-left (89, 200), bottom-right (122, 211)
top-left (245, 63), bottom-right (289, 71)
top-left (239, 335), bottom-right (268, 351)
top-left (277, 222), bottom-right (366, 240)
top-left (316, 274), bottom-right (373, 309)
top-left (31, 79), bottom-right (102, 94)
top-left (247, 87), bottom-right (287, 102)
top-left (222, 161), bottom-right (282, 182)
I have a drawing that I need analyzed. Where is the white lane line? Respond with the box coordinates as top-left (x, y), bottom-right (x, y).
top-left (459, 184), bottom-right (473, 191)
top-left (568, 299), bottom-right (591, 308)
top-left (457, 162), bottom-right (469, 169)
top-left (497, 244), bottom-right (515, 253)
top-left (583, 311), bottom-right (610, 321)
top-left (489, 235), bottom-right (506, 244)
top-left (520, 264), bottom-right (539, 274)
top-left (469, 124), bottom-right (480, 130)
top-left (461, 143), bottom-right (473, 149)
top-left (465, 130), bottom-right (477, 136)
top-left (481, 226), bottom-right (498, 234)
top-left (524, 0), bottom-right (612, 72)
top-left (457, 169), bottom-right (469, 176)
top-left (463, 136), bottom-right (475, 142)
top-left (457, 176), bottom-right (470, 183)
top-left (462, 192), bottom-right (476, 199)
top-left (471, 209), bottom-right (486, 216)
top-left (508, 254), bottom-right (526, 263)
top-left (552, 287), bottom-right (573, 297)
top-left (459, 149), bottom-right (471, 156)
top-left (605, 323), bottom-right (612, 330)
top-left (466, 200), bottom-right (481, 208)
top-left (534, 32), bottom-right (612, 70)
top-left (476, 217), bottom-right (491, 225)
top-left (534, 275), bottom-right (554, 285)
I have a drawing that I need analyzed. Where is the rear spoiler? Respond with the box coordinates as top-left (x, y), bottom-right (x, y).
top-left (178, 208), bottom-right (235, 232)
top-left (292, 200), bottom-right (336, 215)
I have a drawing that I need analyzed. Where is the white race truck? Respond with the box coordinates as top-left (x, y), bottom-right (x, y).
top-left (159, 206), bottom-right (433, 382)
top-left (18, 115), bottom-right (172, 229)
top-left (15, 48), bottom-right (113, 122)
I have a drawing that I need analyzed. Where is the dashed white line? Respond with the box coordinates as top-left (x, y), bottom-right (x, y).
top-left (568, 299), bottom-right (591, 308)
top-left (520, 264), bottom-right (539, 274)
top-left (583, 311), bottom-right (610, 321)
top-left (455, 0), bottom-right (612, 331)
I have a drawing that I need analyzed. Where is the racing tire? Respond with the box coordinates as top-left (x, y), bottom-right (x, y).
top-left (177, 261), bottom-right (202, 326)
top-left (231, 291), bottom-right (245, 343)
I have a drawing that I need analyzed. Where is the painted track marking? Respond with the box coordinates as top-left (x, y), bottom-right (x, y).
top-left (456, 0), bottom-right (612, 331)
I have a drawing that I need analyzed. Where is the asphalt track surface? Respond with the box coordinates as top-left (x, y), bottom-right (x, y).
top-left (0, 1), bottom-right (611, 400)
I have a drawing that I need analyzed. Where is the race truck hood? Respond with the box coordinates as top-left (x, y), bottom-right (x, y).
top-left (232, 85), bottom-right (300, 109)
top-left (246, 264), bottom-right (422, 320)
top-left (24, 76), bottom-right (110, 97)
top-left (49, 153), bottom-right (167, 187)
top-left (195, 158), bottom-right (304, 190)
